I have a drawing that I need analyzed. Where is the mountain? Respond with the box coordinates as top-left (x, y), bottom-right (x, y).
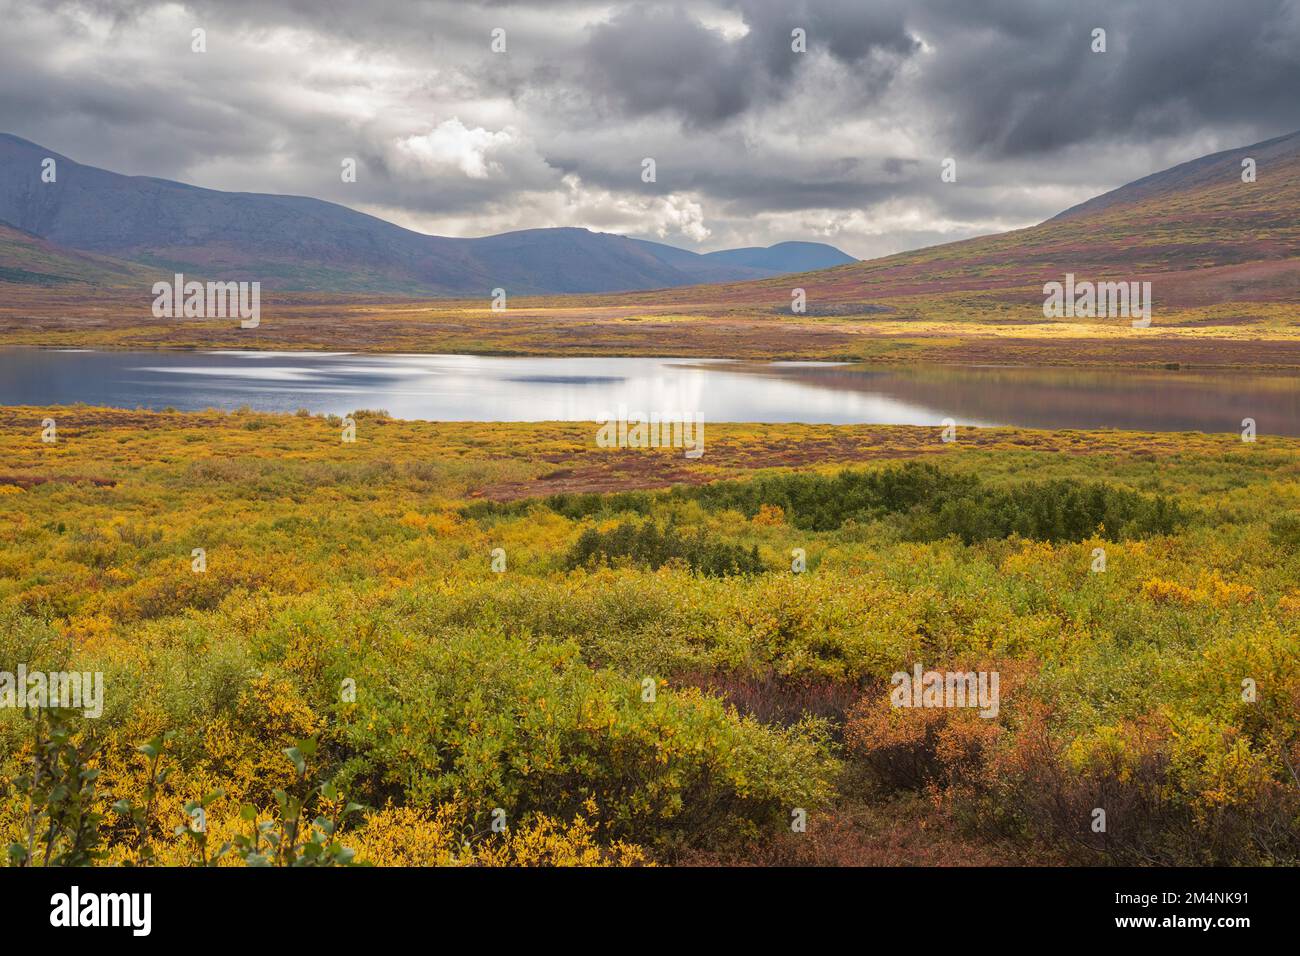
top-left (0, 133), bottom-right (852, 294)
top-left (5, 127), bottom-right (1293, 325)
top-left (0, 220), bottom-right (148, 287)
top-left (1051, 130), bottom-right (1300, 223)
top-left (701, 241), bottom-right (857, 272)
top-left (627, 129), bottom-right (1300, 312)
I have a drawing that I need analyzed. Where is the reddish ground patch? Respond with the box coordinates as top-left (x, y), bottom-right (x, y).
top-left (684, 795), bottom-right (1062, 866)
top-left (0, 473), bottom-right (116, 488)
top-left (471, 426), bottom-right (1179, 501)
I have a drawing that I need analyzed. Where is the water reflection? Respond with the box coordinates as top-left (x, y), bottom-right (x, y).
top-left (725, 363), bottom-right (1300, 435)
top-left (1, 349), bottom-right (1296, 435)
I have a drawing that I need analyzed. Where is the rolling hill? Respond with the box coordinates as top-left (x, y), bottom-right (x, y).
top-left (1, 129), bottom-right (1296, 366)
top-left (0, 133), bottom-right (852, 294)
top-left (700, 241), bottom-right (856, 272)
top-left (628, 129), bottom-right (1300, 312)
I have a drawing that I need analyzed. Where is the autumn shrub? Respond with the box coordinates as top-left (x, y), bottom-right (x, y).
top-left (352, 801), bottom-right (651, 866)
top-left (472, 462), bottom-right (1187, 543)
top-left (680, 670), bottom-right (862, 725)
top-left (844, 660), bottom-right (1033, 791)
top-left (1, 410), bottom-right (1295, 866)
top-left (564, 520), bottom-right (764, 576)
top-left (844, 684), bottom-right (1300, 865)
top-left (983, 713), bottom-right (1300, 865)
top-left (683, 793), bottom-right (1030, 867)
top-left (1269, 512), bottom-right (1300, 553)
top-left (328, 629), bottom-right (836, 855)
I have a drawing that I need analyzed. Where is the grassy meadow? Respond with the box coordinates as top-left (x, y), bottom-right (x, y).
top-left (2, 406), bottom-right (1298, 865)
top-left (4, 287), bottom-right (1300, 370)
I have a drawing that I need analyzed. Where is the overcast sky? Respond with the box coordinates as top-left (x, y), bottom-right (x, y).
top-left (4, 0), bottom-right (1299, 258)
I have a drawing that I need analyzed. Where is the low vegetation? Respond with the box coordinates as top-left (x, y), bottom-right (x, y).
top-left (481, 462), bottom-right (1187, 542)
top-left (1, 408), bottom-right (1297, 865)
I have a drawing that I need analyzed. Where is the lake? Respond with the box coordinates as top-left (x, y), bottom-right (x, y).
top-left (3, 349), bottom-right (1298, 435)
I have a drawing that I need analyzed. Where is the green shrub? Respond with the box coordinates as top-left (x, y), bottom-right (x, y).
top-left (564, 520), bottom-right (764, 576)
top-left (1269, 512), bottom-right (1300, 553)
top-left (330, 630), bottom-right (836, 853)
top-left (469, 462), bottom-right (1187, 543)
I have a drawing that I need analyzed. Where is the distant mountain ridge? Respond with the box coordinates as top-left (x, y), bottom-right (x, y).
top-left (627, 127), bottom-right (1300, 312)
top-left (0, 133), bottom-right (853, 294)
top-left (701, 241), bottom-right (856, 272)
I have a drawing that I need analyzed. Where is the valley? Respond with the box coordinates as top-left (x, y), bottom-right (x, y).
top-left (2, 131), bottom-right (1296, 367)
top-left (1, 109), bottom-right (1297, 874)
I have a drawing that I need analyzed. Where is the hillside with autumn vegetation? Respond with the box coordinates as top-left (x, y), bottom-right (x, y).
top-left (0, 133), bottom-right (853, 295)
top-left (618, 130), bottom-right (1300, 312)
top-left (1, 132), bottom-right (1297, 366)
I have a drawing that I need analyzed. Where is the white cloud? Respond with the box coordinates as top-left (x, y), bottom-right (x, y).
top-left (4, 0), bottom-right (1291, 261)
top-left (391, 119), bottom-right (523, 180)
top-left (360, 172), bottom-right (712, 245)
top-left (648, 193), bottom-right (711, 242)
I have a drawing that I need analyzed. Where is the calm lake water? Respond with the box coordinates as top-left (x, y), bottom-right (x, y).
top-left (3, 349), bottom-right (1298, 434)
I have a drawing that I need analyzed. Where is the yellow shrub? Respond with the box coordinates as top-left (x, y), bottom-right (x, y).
top-left (425, 512), bottom-right (462, 536)
top-left (247, 673), bottom-right (321, 740)
top-left (1168, 716), bottom-right (1273, 812)
top-left (1000, 539), bottom-right (1056, 576)
top-left (349, 805), bottom-right (466, 866)
top-left (475, 812), bottom-right (651, 867)
top-left (398, 511), bottom-right (427, 530)
top-left (1277, 592), bottom-right (1300, 617)
top-left (752, 503), bottom-right (786, 527)
top-left (1201, 571), bottom-right (1256, 607)
top-left (351, 802), bottom-right (652, 867)
top-left (1063, 724), bottom-right (1139, 782)
top-left (62, 612), bottom-right (115, 646)
top-left (1141, 577), bottom-right (1199, 606)
top-left (1141, 572), bottom-right (1255, 608)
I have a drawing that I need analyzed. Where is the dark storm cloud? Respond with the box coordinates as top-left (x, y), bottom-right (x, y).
top-left (909, 0), bottom-right (1300, 156)
top-left (579, 1), bottom-right (920, 126)
top-left (733, 0), bottom-right (918, 80)
top-left (1, 0), bottom-right (1298, 258)
top-left (584, 6), bottom-right (753, 124)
